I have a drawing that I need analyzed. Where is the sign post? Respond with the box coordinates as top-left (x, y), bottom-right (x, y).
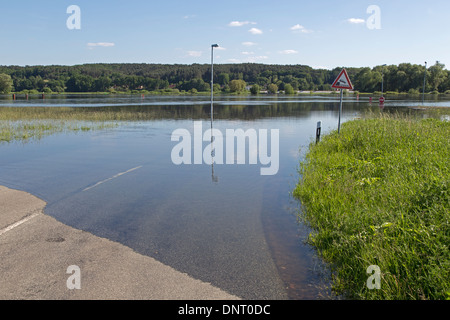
top-left (331, 68), bottom-right (353, 134)
top-left (338, 89), bottom-right (343, 133)
top-left (316, 121), bottom-right (322, 144)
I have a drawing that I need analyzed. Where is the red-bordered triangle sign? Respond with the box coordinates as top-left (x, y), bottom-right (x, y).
top-left (331, 68), bottom-right (353, 90)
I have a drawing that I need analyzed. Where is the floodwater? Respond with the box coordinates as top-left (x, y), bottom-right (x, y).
top-left (0, 94), bottom-right (447, 299)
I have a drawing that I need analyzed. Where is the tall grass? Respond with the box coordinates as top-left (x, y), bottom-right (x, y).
top-left (0, 120), bottom-right (116, 143)
top-left (0, 107), bottom-right (157, 122)
top-left (293, 110), bottom-right (449, 299)
top-left (0, 107), bottom-right (135, 143)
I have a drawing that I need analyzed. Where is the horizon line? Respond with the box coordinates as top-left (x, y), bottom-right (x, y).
top-left (0, 61), bottom-right (433, 70)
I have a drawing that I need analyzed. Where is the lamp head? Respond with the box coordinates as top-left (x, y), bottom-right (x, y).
top-left (212, 44), bottom-right (219, 48)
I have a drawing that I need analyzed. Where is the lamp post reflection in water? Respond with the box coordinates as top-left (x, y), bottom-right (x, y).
top-left (211, 44), bottom-right (219, 183)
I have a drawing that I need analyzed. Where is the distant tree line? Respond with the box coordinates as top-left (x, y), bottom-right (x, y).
top-left (0, 62), bottom-right (449, 94)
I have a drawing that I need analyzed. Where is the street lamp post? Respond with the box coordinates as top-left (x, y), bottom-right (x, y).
top-left (211, 44), bottom-right (219, 126)
top-left (422, 61), bottom-right (427, 105)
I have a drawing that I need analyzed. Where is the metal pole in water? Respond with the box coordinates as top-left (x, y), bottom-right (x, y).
top-left (316, 121), bottom-right (322, 144)
top-left (211, 44), bottom-right (218, 129)
top-left (338, 89), bottom-right (343, 134)
top-left (211, 46), bottom-right (214, 127)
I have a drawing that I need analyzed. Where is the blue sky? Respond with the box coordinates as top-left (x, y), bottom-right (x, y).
top-left (1, 0), bottom-right (449, 69)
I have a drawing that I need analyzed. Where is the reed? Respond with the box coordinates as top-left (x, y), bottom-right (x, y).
top-left (0, 107), bottom-right (138, 143)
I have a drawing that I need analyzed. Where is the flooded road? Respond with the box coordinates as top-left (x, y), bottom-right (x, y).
top-left (2, 94), bottom-right (439, 299)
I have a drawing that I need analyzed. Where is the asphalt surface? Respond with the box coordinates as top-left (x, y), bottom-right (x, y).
top-left (0, 123), bottom-right (291, 300)
top-left (0, 185), bottom-right (239, 299)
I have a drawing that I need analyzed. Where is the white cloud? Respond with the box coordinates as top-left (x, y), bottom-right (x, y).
top-left (279, 50), bottom-right (298, 54)
top-left (245, 55), bottom-right (269, 63)
top-left (241, 51), bottom-right (255, 55)
top-left (87, 42), bottom-right (115, 47)
top-left (347, 18), bottom-right (365, 24)
top-left (248, 27), bottom-right (263, 35)
top-left (242, 41), bottom-right (257, 46)
top-left (290, 24), bottom-right (304, 31)
top-left (313, 66), bottom-right (331, 70)
top-left (227, 58), bottom-right (241, 63)
top-left (290, 24), bottom-right (313, 34)
top-left (228, 21), bottom-right (256, 27)
top-left (187, 51), bottom-right (202, 57)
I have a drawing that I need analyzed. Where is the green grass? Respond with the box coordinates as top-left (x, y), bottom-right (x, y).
top-left (293, 109), bottom-right (449, 300)
top-left (0, 107), bottom-right (160, 122)
top-left (0, 107), bottom-right (139, 143)
top-left (0, 119), bottom-right (116, 143)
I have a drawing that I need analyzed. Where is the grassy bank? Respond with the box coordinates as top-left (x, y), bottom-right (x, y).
top-left (293, 110), bottom-right (449, 299)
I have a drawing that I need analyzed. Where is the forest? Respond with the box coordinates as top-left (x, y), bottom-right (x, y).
top-left (0, 61), bottom-right (449, 95)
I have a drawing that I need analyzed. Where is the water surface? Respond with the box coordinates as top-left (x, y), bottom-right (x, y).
top-left (1, 94), bottom-right (445, 299)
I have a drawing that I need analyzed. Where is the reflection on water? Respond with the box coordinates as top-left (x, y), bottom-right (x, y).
top-left (1, 93), bottom-right (450, 109)
top-left (1, 95), bottom-right (448, 299)
top-left (210, 119), bottom-right (219, 184)
top-left (0, 99), bottom-right (365, 121)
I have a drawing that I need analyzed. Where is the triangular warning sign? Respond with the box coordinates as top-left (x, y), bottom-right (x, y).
top-left (331, 68), bottom-right (353, 90)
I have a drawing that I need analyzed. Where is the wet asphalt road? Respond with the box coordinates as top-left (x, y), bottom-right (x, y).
top-left (0, 186), bottom-right (240, 299)
top-left (0, 122), bottom-right (289, 299)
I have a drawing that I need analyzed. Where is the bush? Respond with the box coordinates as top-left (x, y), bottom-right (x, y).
top-left (267, 83), bottom-right (278, 94)
top-left (53, 86), bottom-right (65, 93)
top-left (284, 83), bottom-right (295, 95)
top-left (229, 80), bottom-right (246, 93)
top-left (250, 84), bottom-right (260, 95)
top-left (222, 85), bottom-right (230, 93)
top-left (408, 88), bottom-right (420, 95)
top-left (0, 73), bottom-right (13, 94)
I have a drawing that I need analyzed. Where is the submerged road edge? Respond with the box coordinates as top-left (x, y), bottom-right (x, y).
top-left (0, 185), bottom-right (239, 300)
